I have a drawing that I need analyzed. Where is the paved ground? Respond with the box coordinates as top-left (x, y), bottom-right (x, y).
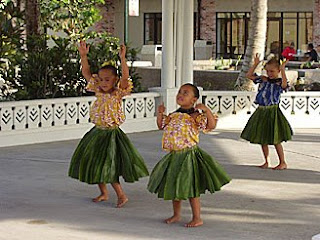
top-left (0, 129), bottom-right (320, 240)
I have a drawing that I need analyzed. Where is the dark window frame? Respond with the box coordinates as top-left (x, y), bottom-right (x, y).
top-left (144, 13), bottom-right (162, 45)
top-left (143, 12), bottom-right (198, 45)
top-left (216, 11), bottom-right (313, 58)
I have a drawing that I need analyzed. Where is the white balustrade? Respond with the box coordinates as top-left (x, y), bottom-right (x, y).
top-left (1, 90), bottom-right (319, 147)
top-left (0, 92), bottom-right (160, 147)
top-left (202, 91), bottom-right (320, 129)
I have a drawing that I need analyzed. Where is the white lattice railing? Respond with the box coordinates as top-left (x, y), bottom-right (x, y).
top-left (0, 92), bottom-right (160, 147)
top-left (202, 91), bottom-right (320, 129)
top-left (1, 90), bottom-right (319, 147)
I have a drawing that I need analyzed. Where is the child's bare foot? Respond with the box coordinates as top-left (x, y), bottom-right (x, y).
top-left (116, 195), bottom-right (128, 208)
top-left (185, 218), bottom-right (203, 227)
top-left (272, 163), bottom-right (287, 170)
top-left (92, 194), bottom-right (108, 202)
top-left (164, 215), bottom-right (181, 224)
top-left (258, 162), bottom-right (269, 169)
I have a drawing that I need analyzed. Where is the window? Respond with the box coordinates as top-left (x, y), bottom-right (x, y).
top-left (298, 12), bottom-right (313, 52)
top-left (216, 12), bottom-right (250, 58)
top-left (144, 13), bottom-right (162, 45)
top-left (283, 13), bottom-right (297, 50)
top-left (144, 13), bottom-right (198, 45)
top-left (216, 12), bottom-right (313, 58)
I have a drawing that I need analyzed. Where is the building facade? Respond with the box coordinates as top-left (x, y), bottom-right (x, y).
top-left (98, 0), bottom-right (320, 58)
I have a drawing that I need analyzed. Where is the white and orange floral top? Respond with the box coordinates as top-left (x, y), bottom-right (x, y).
top-left (86, 74), bottom-right (133, 128)
top-left (161, 112), bottom-right (208, 151)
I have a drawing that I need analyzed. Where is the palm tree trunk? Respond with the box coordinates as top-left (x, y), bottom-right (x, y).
top-left (235, 0), bottom-right (268, 91)
top-left (25, 0), bottom-right (40, 51)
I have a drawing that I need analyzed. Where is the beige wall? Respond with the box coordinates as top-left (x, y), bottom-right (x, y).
top-left (112, 0), bottom-right (315, 49)
top-left (113, 0), bottom-right (162, 48)
top-left (113, 0), bottom-right (197, 48)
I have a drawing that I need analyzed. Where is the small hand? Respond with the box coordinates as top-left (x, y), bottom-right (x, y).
top-left (253, 53), bottom-right (261, 65)
top-left (78, 40), bottom-right (90, 57)
top-left (213, 113), bottom-right (219, 121)
top-left (119, 44), bottom-right (126, 59)
top-left (280, 58), bottom-right (288, 71)
top-left (158, 102), bottom-right (166, 114)
top-left (195, 103), bottom-right (209, 112)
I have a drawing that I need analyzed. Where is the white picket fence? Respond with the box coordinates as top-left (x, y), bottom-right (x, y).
top-left (1, 91), bottom-right (319, 147)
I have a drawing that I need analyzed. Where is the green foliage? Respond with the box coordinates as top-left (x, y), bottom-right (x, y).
top-left (126, 46), bottom-right (144, 92)
top-left (2, 35), bottom-right (83, 100)
top-left (0, 0), bottom-right (24, 63)
top-left (0, 0), bottom-right (24, 100)
top-left (40, 0), bottom-right (105, 41)
top-left (0, 0), bottom-right (143, 101)
top-left (300, 61), bottom-right (319, 69)
top-left (85, 32), bottom-right (120, 73)
top-left (0, 0), bottom-right (11, 10)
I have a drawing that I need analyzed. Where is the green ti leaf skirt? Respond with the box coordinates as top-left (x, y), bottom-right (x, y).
top-left (241, 104), bottom-right (293, 145)
top-left (68, 126), bottom-right (149, 184)
top-left (147, 146), bottom-right (231, 200)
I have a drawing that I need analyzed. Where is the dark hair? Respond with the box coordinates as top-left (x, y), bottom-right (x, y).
top-left (266, 58), bottom-right (280, 68)
top-left (98, 65), bottom-right (118, 77)
top-left (308, 43), bottom-right (314, 49)
top-left (182, 83), bottom-right (200, 99)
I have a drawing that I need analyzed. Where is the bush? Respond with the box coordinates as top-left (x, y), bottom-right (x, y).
top-left (0, 1), bottom-right (143, 100)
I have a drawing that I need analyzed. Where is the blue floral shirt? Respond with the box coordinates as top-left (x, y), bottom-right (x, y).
top-left (254, 76), bottom-right (286, 106)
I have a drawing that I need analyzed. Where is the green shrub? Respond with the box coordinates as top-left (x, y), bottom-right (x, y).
top-left (0, 0), bottom-right (143, 100)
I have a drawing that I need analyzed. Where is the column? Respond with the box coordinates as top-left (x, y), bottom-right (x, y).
top-left (180, 0), bottom-right (194, 84)
top-left (161, 0), bottom-right (175, 89)
top-left (175, 0), bottom-right (184, 87)
top-left (150, 0), bottom-right (177, 114)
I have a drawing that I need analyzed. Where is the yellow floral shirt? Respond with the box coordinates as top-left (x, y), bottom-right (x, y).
top-left (161, 112), bottom-right (208, 151)
top-left (86, 75), bottom-right (133, 128)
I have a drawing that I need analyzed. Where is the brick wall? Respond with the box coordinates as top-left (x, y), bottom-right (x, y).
top-left (314, 0), bottom-right (320, 46)
top-left (95, 0), bottom-right (115, 34)
top-left (199, 0), bottom-right (216, 56)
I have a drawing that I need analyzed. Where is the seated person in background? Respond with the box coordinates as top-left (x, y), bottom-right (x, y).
top-left (281, 42), bottom-right (296, 61)
top-left (305, 43), bottom-right (319, 62)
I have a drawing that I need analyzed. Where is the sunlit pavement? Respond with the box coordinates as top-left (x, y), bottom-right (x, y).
top-left (1, 129), bottom-right (319, 240)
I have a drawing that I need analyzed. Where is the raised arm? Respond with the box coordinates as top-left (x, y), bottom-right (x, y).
top-left (78, 41), bottom-right (92, 81)
top-left (195, 103), bottom-right (218, 131)
top-left (119, 44), bottom-right (130, 89)
top-left (246, 53), bottom-right (261, 80)
top-left (157, 102), bottom-right (166, 130)
top-left (280, 59), bottom-right (288, 89)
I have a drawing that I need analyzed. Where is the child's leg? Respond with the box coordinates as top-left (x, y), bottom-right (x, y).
top-left (273, 143), bottom-right (287, 170)
top-left (185, 197), bottom-right (203, 227)
top-left (259, 144), bottom-right (269, 168)
top-left (111, 183), bottom-right (128, 208)
top-left (165, 200), bottom-right (182, 224)
top-left (92, 183), bottom-right (108, 202)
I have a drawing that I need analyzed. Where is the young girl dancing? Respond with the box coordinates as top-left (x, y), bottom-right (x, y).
top-left (148, 83), bottom-right (231, 227)
top-left (241, 54), bottom-right (293, 170)
top-left (68, 41), bottom-right (149, 207)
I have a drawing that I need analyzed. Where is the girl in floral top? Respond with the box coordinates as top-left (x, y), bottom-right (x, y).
top-left (148, 83), bottom-right (231, 227)
top-left (241, 54), bottom-right (293, 170)
top-left (69, 41), bottom-right (149, 208)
